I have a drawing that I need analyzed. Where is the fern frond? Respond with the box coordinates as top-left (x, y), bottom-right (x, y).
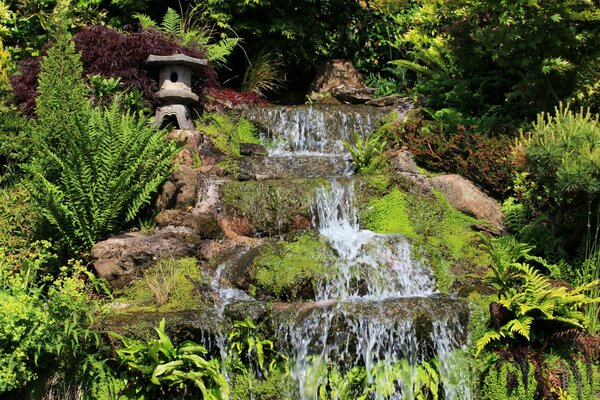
top-left (505, 317), bottom-right (533, 340)
top-left (206, 37), bottom-right (240, 66)
top-left (161, 8), bottom-right (181, 34)
top-left (389, 59), bottom-right (434, 76)
top-left (134, 13), bottom-right (157, 29)
top-left (476, 331), bottom-right (503, 355)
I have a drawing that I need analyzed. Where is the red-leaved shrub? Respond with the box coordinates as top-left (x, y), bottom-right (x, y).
top-left (396, 118), bottom-right (515, 199)
top-left (11, 26), bottom-right (220, 116)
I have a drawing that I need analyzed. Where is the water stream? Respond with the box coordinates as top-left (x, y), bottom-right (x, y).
top-left (214, 104), bottom-right (472, 399)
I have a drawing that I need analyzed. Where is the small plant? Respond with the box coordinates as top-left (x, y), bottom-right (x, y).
top-left (88, 74), bottom-right (121, 105)
top-left (342, 131), bottom-right (387, 174)
top-left (228, 318), bottom-right (283, 376)
top-left (476, 237), bottom-right (600, 355)
top-left (113, 318), bottom-right (228, 399)
top-left (143, 259), bottom-right (182, 306)
top-left (197, 113), bottom-right (259, 158)
top-left (241, 51), bottom-right (286, 97)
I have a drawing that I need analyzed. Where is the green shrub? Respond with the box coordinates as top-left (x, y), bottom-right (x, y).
top-left (27, 98), bottom-right (182, 256)
top-left (395, 109), bottom-right (515, 198)
top-left (32, 26), bottom-right (90, 181)
top-left (481, 358), bottom-right (537, 400)
top-left (0, 108), bottom-right (32, 184)
top-left (0, 186), bottom-right (36, 255)
top-left (113, 318), bottom-right (228, 399)
top-left (197, 113), bottom-right (259, 158)
top-left (0, 248), bottom-right (103, 394)
top-left (521, 104), bottom-right (600, 206)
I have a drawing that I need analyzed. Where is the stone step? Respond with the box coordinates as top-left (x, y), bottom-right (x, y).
top-left (238, 104), bottom-right (392, 155)
top-left (238, 155), bottom-right (353, 180)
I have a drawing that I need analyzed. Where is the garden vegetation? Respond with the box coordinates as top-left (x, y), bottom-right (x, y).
top-left (0, 0), bottom-right (598, 398)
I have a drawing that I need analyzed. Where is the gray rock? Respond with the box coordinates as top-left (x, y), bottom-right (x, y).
top-left (309, 59), bottom-right (367, 97)
top-left (388, 149), bottom-right (420, 175)
top-left (239, 143), bottom-right (268, 157)
top-left (156, 210), bottom-right (223, 239)
top-left (91, 231), bottom-right (203, 288)
top-left (155, 165), bottom-right (198, 211)
top-left (430, 174), bottom-right (505, 230)
top-left (330, 86), bottom-right (376, 104)
top-left (365, 94), bottom-right (404, 107)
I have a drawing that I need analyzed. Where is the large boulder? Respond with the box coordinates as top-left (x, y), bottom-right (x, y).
top-left (308, 59), bottom-right (375, 104)
top-left (91, 231), bottom-right (203, 288)
top-left (430, 174), bottom-right (504, 230)
top-left (154, 165), bottom-right (198, 211)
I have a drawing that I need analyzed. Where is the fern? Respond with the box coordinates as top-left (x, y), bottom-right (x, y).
top-left (133, 13), bottom-right (157, 29)
top-left (161, 7), bottom-right (181, 34)
top-left (478, 237), bottom-right (600, 355)
top-left (207, 36), bottom-right (240, 67)
top-left (28, 98), bottom-right (182, 256)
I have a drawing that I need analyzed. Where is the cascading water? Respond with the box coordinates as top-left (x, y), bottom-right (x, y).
top-left (240, 105), bottom-right (387, 156)
top-left (215, 104), bottom-right (472, 399)
top-left (277, 178), bottom-right (472, 400)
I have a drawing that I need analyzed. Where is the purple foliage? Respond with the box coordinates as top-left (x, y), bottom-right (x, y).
top-left (10, 26), bottom-right (220, 116)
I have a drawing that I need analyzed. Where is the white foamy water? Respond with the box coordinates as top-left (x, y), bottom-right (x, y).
top-left (314, 179), bottom-right (437, 300)
top-left (241, 105), bottom-right (383, 156)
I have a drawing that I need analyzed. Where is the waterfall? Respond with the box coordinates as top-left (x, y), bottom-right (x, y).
top-left (314, 179), bottom-right (437, 300)
top-left (215, 103), bottom-right (472, 399)
top-left (277, 178), bottom-right (471, 399)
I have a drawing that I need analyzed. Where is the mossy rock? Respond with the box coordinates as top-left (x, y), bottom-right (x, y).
top-left (221, 178), bottom-right (329, 236)
top-left (354, 177), bottom-right (490, 294)
top-left (102, 309), bottom-right (226, 354)
top-left (249, 233), bottom-right (337, 301)
top-left (110, 257), bottom-right (212, 312)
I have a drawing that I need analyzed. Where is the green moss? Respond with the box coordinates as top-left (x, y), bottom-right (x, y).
top-left (481, 359), bottom-right (538, 400)
top-left (114, 257), bottom-right (208, 312)
top-left (251, 233), bottom-right (336, 300)
top-left (222, 178), bottom-right (329, 236)
top-left (362, 188), bottom-right (417, 238)
top-left (196, 112), bottom-right (259, 158)
top-left (357, 182), bottom-right (489, 293)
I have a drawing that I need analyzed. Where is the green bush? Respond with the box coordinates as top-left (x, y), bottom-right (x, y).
top-left (481, 358), bottom-right (537, 400)
top-left (0, 186), bottom-right (36, 255)
top-left (395, 109), bottom-right (515, 199)
top-left (399, 0), bottom-right (600, 121)
top-left (113, 318), bottom-right (228, 399)
top-left (28, 98), bottom-right (182, 256)
top-left (0, 108), bottom-right (32, 184)
top-left (520, 104), bottom-right (600, 206)
top-left (0, 247), bottom-right (102, 394)
top-left (32, 26), bottom-right (91, 181)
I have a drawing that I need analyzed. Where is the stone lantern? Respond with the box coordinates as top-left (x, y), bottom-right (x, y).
top-left (146, 54), bottom-right (207, 130)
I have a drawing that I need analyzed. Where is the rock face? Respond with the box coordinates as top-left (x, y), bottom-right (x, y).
top-left (430, 174), bottom-right (504, 230)
top-left (154, 165), bottom-right (198, 211)
top-left (308, 59), bottom-right (375, 104)
top-left (387, 149), bottom-right (433, 194)
top-left (156, 210), bottom-right (223, 239)
top-left (91, 231), bottom-right (203, 288)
